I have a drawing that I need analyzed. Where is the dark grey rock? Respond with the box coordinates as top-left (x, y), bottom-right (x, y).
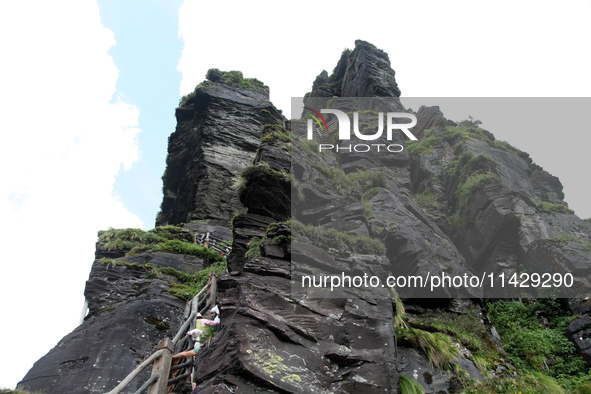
top-left (568, 315), bottom-right (591, 364)
top-left (191, 272), bottom-right (398, 394)
top-left (157, 80), bottom-right (283, 227)
top-left (20, 41), bottom-right (591, 394)
top-left (397, 347), bottom-right (481, 394)
top-left (18, 257), bottom-right (187, 394)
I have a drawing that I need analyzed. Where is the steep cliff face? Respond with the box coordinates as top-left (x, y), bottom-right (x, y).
top-left (18, 228), bottom-right (197, 393)
top-left (306, 40), bottom-right (401, 101)
top-left (18, 41), bottom-right (591, 394)
top-left (408, 110), bottom-right (591, 299)
top-left (17, 73), bottom-right (276, 393)
top-left (157, 70), bottom-right (283, 227)
top-left (189, 116), bottom-right (400, 392)
top-left (192, 40), bottom-right (591, 393)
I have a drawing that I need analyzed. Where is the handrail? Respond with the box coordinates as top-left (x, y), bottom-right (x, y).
top-left (105, 275), bottom-right (218, 394)
top-left (166, 371), bottom-right (191, 386)
top-left (167, 275), bottom-right (218, 391)
top-left (172, 282), bottom-right (211, 345)
top-left (194, 232), bottom-right (232, 256)
top-left (170, 359), bottom-right (192, 371)
top-left (106, 349), bottom-right (165, 394)
top-left (133, 373), bottom-right (159, 394)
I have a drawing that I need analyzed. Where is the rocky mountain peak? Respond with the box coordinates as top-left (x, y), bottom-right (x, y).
top-left (157, 69), bottom-right (283, 227)
top-left (306, 39), bottom-right (401, 103)
top-left (17, 42), bottom-right (591, 394)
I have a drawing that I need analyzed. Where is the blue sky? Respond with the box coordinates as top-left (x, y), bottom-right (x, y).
top-left (99, 0), bottom-right (182, 228)
top-left (1, 0), bottom-right (590, 388)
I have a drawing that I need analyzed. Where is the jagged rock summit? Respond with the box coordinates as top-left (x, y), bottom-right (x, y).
top-left (18, 40), bottom-right (591, 394)
top-left (157, 69), bottom-right (283, 227)
top-left (308, 40), bottom-right (401, 99)
top-left (17, 70), bottom-right (282, 394)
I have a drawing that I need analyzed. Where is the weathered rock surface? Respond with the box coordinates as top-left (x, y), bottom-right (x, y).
top-left (196, 116), bottom-right (400, 393)
top-left (19, 40), bottom-right (591, 394)
top-left (568, 314), bottom-right (591, 364)
top-left (157, 76), bottom-right (283, 227)
top-left (305, 40), bottom-right (402, 106)
top-left (18, 251), bottom-right (191, 393)
top-left (401, 107), bottom-right (591, 299)
top-left (194, 272), bottom-right (398, 393)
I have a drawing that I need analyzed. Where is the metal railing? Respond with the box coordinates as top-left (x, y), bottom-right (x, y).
top-left (194, 232), bottom-right (232, 257)
top-left (105, 275), bottom-right (217, 394)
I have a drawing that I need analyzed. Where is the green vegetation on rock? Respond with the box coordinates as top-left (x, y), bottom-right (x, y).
top-left (205, 68), bottom-right (269, 92)
top-left (442, 118), bottom-right (521, 156)
top-left (537, 201), bottom-right (574, 215)
top-left (462, 372), bottom-right (565, 394)
top-left (100, 257), bottom-right (226, 301)
top-left (128, 240), bottom-right (224, 264)
top-left (544, 233), bottom-right (591, 252)
top-left (244, 222), bottom-right (292, 259)
top-left (294, 134), bottom-right (323, 158)
top-left (388, 286), bottom-right (406, 328)
top-left (235, 162), bottom-right (293, 207)
top-left (245, 236), bottom-right (264, 258)
top-left (311, 164), bottom-right (386, 194)
top-left (289, 219), bottom-right (386, 255)
top-left (397, 301), bottom-right (591, 393)
top-left (178, 68), bottom-right (269, 109)
top-left (178, 90), bottom-right (197, 108)
top-left (361, 186), bottom-right (382, 221)
top-left (485, 299), bottom-right (591, 392)
top-left (446, 153), bottom-right (500, 235)
top-left (97, 225), bottom-right (193, 252)
top-left (414, 192), bottom-right (438, 211)
top-left (400, 305), bottom-right (515, 392)
top-left (406, 134), bottom-right (439, 155)
top-left (405, 115), bottom-right (521, 158)
top-left (399, 375), bottom-right (425, 394)
top-left (396, 327), bottom-right (460, 369)
top-left (409, 308), bottom-right (488, 354)
top-left (97, 224), bottom-right (226, 301)
top-left (261, 123), bottom-right (291, 143)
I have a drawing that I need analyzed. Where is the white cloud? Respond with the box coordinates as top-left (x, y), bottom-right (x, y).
top-left (0, 0), bottom-right (143, 387)
top-left (178, 0), bottom-right (591, 116)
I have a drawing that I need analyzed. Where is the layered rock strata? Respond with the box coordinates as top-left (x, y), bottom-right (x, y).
top-left (157, 73), bottom-right (283, 227)
top-left (18, 40), bottom-right (591, 394)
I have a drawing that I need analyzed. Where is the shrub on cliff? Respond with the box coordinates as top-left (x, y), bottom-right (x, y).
top-left (396, 327), bottom-right (460, 369)
top-left (235, 162), bottom-right (291, 219)
top-left (97, 225), bottom-right (193, 251)
top-left (290, 219), bottom-right (386, 255)
top-left (537, 201), bottom-right (574, 214)
top-left (261, 124), bottom-right (291, 143)
top-left (100, 257), bottom-right (226, 301)
top-left (487, 299), bottom-right (591, 391)
top-left (205, 68), bottom-right (269, 93)
top-left (445, 153), bottom-right (500, 235)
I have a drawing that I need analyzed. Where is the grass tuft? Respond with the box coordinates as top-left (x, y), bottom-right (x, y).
top-left (487, 299), bottom-right (591, 391)
top-left (397, 327), bottom-right (460, 368)
top-left (399, 375), bottom-right (425, 394)
top-left (290, 219), bottom-right (385, 255)
top-left (537, 201), bottom-right (574, 215)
